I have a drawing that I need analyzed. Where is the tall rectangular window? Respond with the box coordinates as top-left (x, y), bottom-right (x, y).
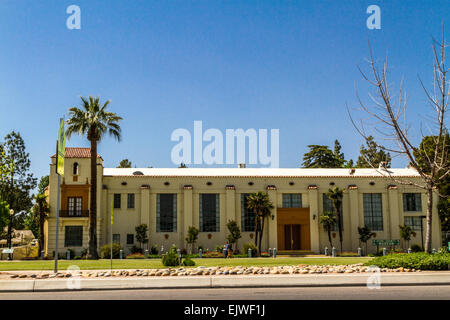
top-left (322, 194), bottom-right (343, 231)
top-left (403, 193), bottom-right (422, 212)
top-left (64, 226), bottom-right (83, 247)
top-left (113, 234), bottom-right (120, 244)
top-left (241, 194), bottom-right (256, 232)
top-left (113, 194), bottom-right (121, 209)
top-left (282, 194), bottom-right (302, 208)
top-left (126, 234), bottom-right (134, 245)
top-left (404, 216), bottom-right (423, 231)
top-left (200, 194), bottom-right (220, 232)
top-left (68, 197), bottom-right (82, 216)
top-left (157, 194), bottom-right (177, 232)
top-left (127, 193), bottom-right (135, 209)
top-left (363, 193), bottom-right (383, 231)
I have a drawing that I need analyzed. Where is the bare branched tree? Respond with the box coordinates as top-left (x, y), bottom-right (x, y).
top-left (348, 27), bottom-right (449, 253)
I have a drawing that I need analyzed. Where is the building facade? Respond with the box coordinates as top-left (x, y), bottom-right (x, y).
top-left (44, 147), bottom-right (443, 256)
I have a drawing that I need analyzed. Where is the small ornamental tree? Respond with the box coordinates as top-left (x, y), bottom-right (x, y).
top-left (185, 226), bottom-right (199, 254)
top-left (358, 226), bottom-right (376, 256)
top-left (399, 225), bottom-right (413, 250)
top-left (135, 224), bottom-right (148, 249)
top-left (226, 220), bottom-right (242, 252)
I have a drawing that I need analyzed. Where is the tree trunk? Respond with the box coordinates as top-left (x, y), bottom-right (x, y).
top-left (87, 139), bottom-right (99, 259)
top-left (258, 217), bottom-right (265, 256)
top-left (336, 206), bottom-right (343, 253)
top-left (254, 213), bottom-right (259, 249)
top-left (327, 228), bottom-right (333, 249)
top-left (425, 187), bottom-right (433, 253)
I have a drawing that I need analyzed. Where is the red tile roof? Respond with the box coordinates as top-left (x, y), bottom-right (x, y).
top-left (51, 147), bottom-right (102, 159)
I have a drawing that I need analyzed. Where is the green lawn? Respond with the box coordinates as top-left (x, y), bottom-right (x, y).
top-left (0, 257), bottom-right (373, 271)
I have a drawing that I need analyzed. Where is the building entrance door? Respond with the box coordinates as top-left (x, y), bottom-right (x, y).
top-left (284, 224), bottom-right (301, 250)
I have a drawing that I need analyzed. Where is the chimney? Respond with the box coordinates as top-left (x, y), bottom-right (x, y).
top-left (238, 163), bottom-right (246, 168)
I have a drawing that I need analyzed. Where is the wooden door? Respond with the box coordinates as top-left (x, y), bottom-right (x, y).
top-left (292, 224), bottom-right (301, 250)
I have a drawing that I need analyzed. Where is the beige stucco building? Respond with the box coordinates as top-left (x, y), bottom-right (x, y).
top-left (44, 147), bottom-right (442, 257)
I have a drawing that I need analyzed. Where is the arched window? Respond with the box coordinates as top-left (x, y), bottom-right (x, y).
top-left (73, 162), bottom-right (79, 175)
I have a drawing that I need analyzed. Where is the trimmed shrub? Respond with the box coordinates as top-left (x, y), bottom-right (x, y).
top-left (216, 245), bottom-right (224, 253)
top-left (162, 250), bottom-right (180, 266)
top-left (411, 244), bottom-right (424, 252)
top-left (100, 243), bottom-right (122, 259)
top-left (150, 245), bottom-right (159, 255)
top-left (338, 252), bottom-right (359, 257)
top-left (243, 242), bottom-right (257, 256)
top-left (182, 257), bottom-right (196, 266)
top-left (366, 252), bottom-right (450, 270)
top-left (130, 245), bottom-right (143, 254)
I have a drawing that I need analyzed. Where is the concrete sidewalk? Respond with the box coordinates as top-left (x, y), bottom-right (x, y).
top-left (0, 272), bottom-right (449, 292)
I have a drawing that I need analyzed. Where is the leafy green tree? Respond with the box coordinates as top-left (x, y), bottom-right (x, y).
top-left (358, 226), bottom-right (375, 256)
top-left (326, 187), bottom-right (344, 253)
top-left (66, 96), bottom-right (123, 259)
top-left (319, 211), bottom-right (336, 249)
top-left (226, 220), bottom-right (242, 251)
top-left (414, 134), bottom-right (450, 239)
top-left (302, 145), bottom-right (341, 168)
top-left (0, 131), bottom-right (37, 216)
top-left (246, 192), bottom-right (274, 256)
top-left (135, 224), bottom-right (148, 249)
top-left (185, 226), bottom-right (199, 254)
top-left (356, 136), bottom-right (391, 168)
top-left (399, 225), bottom-right (413, 250)
top-left (333, 140), bottom-right (346, 168)
top-left (117, 159), bottom-right (132, 168)
top-left (37, 175), bottom-right (49, 195)
top-left (0, 200), bottom-right (9, 238)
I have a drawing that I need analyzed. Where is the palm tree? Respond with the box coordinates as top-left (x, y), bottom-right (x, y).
top-left (326, 187), bottom-right (344, 253)
top-left (34, 194), bottom-right (49, 256)
top-left (319, 211), bottom-right (336, 250)
top-left (66, 96), bottom-right (122, 259)
top-left (246, 192), bottom-right (274, 256)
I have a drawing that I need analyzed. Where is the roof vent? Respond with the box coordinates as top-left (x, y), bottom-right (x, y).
top-left (133, 171), bottom-right (144, 176)
top-left (349, 168), bottom-right (356, 175)
top-left (238, 163), bottom-right (246, 168)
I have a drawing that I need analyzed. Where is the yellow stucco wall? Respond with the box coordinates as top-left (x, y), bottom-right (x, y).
top-left (45, 158), bottom-right (443, 256)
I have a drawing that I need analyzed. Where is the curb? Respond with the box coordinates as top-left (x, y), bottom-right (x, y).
top-left (1, 273), bottom-right (449, 292)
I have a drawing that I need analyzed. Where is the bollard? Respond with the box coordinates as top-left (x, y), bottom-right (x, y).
top-left (382, 248), bottom-right (387, 256)
top-left (432, 248), bottom-right (436, 254)
top-left (331, 247), bottom-right (336, 257)
top-left (358, 248), bottom-right (362, 257)
top-left (273, 248), bottom-right (277, 259)
top-left (223, 248), bottom-right (227, 258)
top-left (269, 248), bottom-right (272, 257)
top-left (41, 250), bottom-right (45, 260)
top-left (199, 248), bottom-right (202, 258)
top-left (324, 247), bottom-right (329, 256)
top-left (145, 249), bottom-right (149, 259)
top-left (66, 250), bottom-right (71, 260)
top-left (407, 248), bottom-right (411, 254)
top-left (248, 248), bottom-right (252, 258)
top-left (119, 249), bottom-right (123, 259)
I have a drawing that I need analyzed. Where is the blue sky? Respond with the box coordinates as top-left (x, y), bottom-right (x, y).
top-left (0, 0), bottom-right (449, 180)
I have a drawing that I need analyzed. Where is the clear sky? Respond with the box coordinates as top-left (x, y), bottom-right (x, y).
top-left (0, 0), bottom-right (449, 181)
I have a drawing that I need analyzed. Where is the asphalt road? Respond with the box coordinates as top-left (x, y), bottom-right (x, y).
top-left (1, 285), bottom-right (449, 300)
